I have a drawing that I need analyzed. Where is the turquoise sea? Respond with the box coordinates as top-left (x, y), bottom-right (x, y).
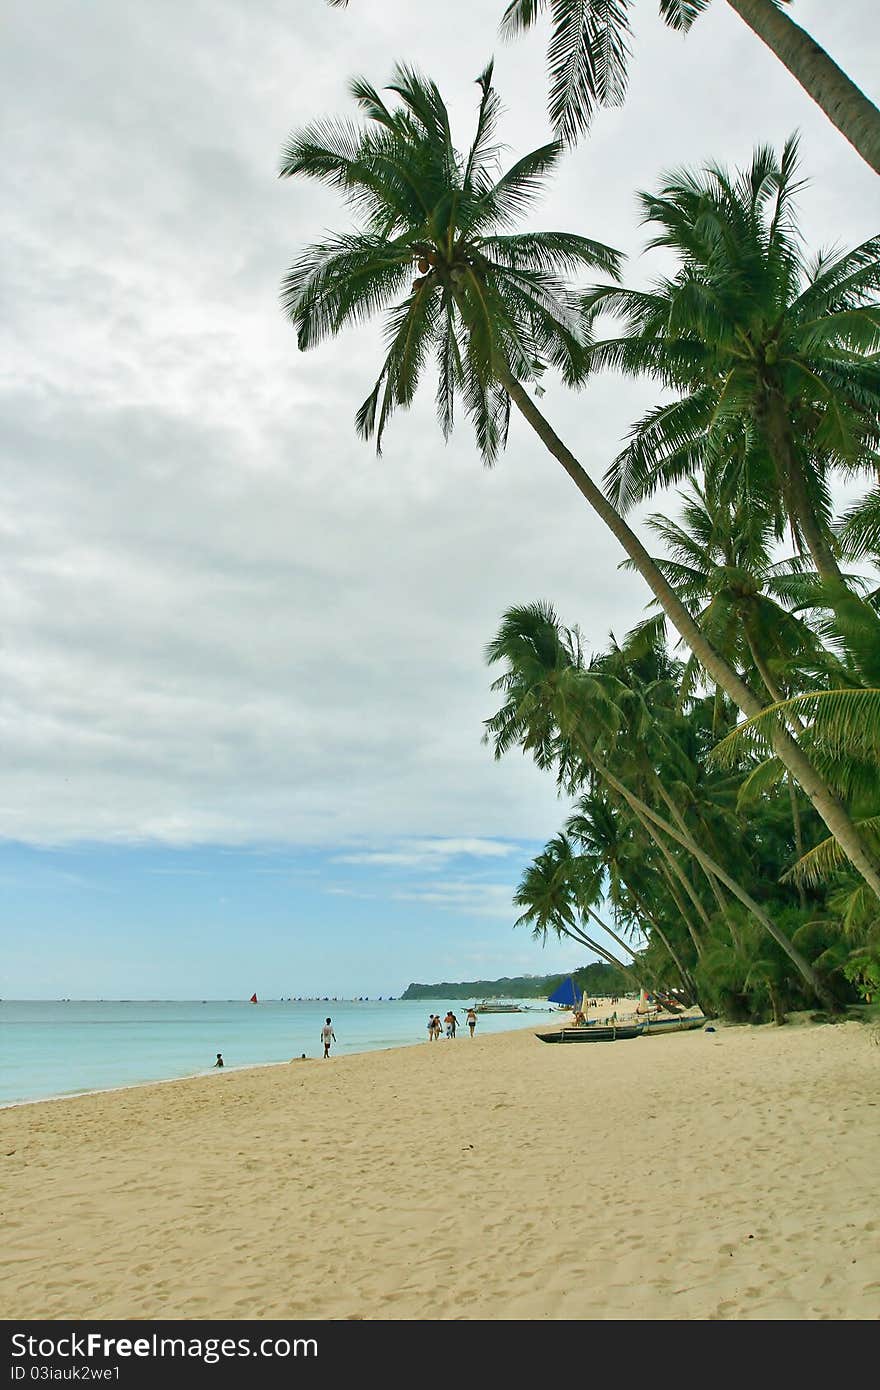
top-left (0, 997), bottom-right (558, 1107)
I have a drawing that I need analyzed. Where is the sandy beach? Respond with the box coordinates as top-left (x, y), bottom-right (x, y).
top-left (1, 1017), bottom-right (877, 1321)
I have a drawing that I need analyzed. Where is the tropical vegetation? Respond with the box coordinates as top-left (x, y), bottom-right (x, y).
top-left (401, 961), bottom-right (630, 1000)
top-left (289, 13), bottom-right (878, 1024)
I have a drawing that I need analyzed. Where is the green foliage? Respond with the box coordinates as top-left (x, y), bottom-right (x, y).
top-left (843, 947), bottom-right (880, 1004)
top-left (280, 63), bottom-right (619, 461)
top-left (400, 961), bottom-right (628, 1001)
top-left (292, 55), bottom-right (880, 1025)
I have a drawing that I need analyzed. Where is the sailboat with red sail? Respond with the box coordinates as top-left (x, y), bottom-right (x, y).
top-left (249, 993), bottom-right (258, 1004)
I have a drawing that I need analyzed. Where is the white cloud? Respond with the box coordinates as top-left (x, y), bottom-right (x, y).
top-left (1, 0), bottom-right (876, 853)
top-left (391, 879), bottom-right (524, 918)
top-left (335, 837), bottom-right (520, 867)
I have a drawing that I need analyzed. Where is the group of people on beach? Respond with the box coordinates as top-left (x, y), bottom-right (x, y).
top-left (215, 1000), bottom-right (485, 1071)
top-left (212, 1015), bottom-right (338, 1070)
top-left (427, 1008), bottom-right (477, 1040)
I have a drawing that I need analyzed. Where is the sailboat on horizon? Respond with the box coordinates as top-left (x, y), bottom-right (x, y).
top-left (249, 992), bottom-right (258, 1004)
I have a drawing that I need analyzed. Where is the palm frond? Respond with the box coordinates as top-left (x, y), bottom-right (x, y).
top-left (658, 0), bottom-right (710, 31)
top-left (838, 486), bottom-right (880, 561)
top-left (545, 1), bottom-right (633, 143)
top-left (499, 0), bottom-right (548, 38)
top-left (735, 755), bottom-right (786, 808)
top-left (714, 688), bottom-right (880, 768)
top-left (784, 816), bottom-right (880, 887)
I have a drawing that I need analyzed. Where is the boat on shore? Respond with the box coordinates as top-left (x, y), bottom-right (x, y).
top-left (641, 1014), bottom-right (704, 1034)
top-left (536, 1023), bottom-right (643, 1043)
top-left (536, 1012), bottom-right (705, 1043)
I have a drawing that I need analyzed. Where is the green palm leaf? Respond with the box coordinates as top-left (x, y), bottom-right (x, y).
top-left (280, 62), bottom-right (620, 462)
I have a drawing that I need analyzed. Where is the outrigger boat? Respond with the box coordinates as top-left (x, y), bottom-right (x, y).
top-left (536, 1012), bottom-right (704, 1042)
top-left (535, 1022), bottom-right (643, 1043)
top-left (474, 1000), bottom-right (525, 1013)
top-left (640, 1014), bottom-right (704, 1034)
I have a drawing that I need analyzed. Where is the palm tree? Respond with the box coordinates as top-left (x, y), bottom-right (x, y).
top-left (484, 599), bottom-right (839, 1007)
top-left (564, 790), bottom-right (700, 999)
top-left (715, 686), bottom-right (880, 891)
top-left (636, 481), bottom-right (835, 699)
top-left (592, 140), bottom-right (880, 599)
top-left (280, 66), bottom-right (880, 903)
top-left (497, 0), bottom-right (880, 174)
top-left (633, 479), bottom-right (837, 901)
top-left (512, 833), bottom-right (650, 989)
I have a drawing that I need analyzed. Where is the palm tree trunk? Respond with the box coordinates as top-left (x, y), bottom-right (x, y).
top-left (654, 858), bottom-right (703, 960)
top-left (587, 752), bottom-right (839, 1012)
top-left (767, 981), bottom-right (787, 1027)
top-left (624, 885), bottom-right (700, 1005)
top-left (760, 397), bottom-right (880, 670)
top-left (744, 626), bottom-right (806, 731)
top-left (787, 776), bottom-right (808, 910)
top-left (629, 804), bottom-right (709, 955)
top-left (743, 624), bottom-right (808, 908)
top-left (499, 368), bottom-right (880, 905)
top-left (653, 780), bottom-right (739, 940)
top-left (581, 901), bottom-right (642, 965)
top-left (552, 921), bottom-right (646, 991)
top-left (761, 398), bottom-right (850, 590)
top-left (725, 0), bottom-right (880, 175)
top-left (579, 902), bottom-right (675, 995)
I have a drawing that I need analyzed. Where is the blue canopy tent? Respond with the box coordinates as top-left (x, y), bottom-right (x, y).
top-left (547, 976), bottom-right (580, 1008)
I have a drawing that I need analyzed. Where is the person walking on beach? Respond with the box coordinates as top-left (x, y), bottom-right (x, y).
top-left (427, 1013), bottom-right (438, 1041)
top-left (432, 1014), bottom-right (442, 1040)
top-left (444, 1010), bottom-right (458, 1039)
top-left (321, 1018), bottom-right (336, 1058)
top-left (465, 1007), bottom-right (477, 1039)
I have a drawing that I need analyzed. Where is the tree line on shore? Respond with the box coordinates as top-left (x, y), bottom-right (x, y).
top-left (401, 961), bottom-right (630, 1001)
top-left (285, 2), bottom-right (879, 1023)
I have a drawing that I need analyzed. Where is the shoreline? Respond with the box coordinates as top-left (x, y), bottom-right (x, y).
top-left (0, 997), bottom-right (574, 1112)
top-left (0, 1057), bottom-right (308, 1115)
top-left (2, 1016), bottom-right (877, 1320)
top-left (0, 998), bottom-right (582, 1113)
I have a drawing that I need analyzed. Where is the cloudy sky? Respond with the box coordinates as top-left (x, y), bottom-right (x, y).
top-left (2, 0), bottom-right (877, 998)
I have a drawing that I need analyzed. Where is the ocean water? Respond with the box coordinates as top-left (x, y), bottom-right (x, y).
top-left (0, 998), bottom-right (559, 1107)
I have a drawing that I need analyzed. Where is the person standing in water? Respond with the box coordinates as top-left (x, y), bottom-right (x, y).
top-left (213, 1053), bottom-right (224, 1068)
top-left (321, 1018), bottom-right (336, 1058)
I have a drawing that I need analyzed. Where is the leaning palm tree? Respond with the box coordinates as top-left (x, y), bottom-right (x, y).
top-left (591, 139), bottom-right (880, 598)
top-left (512, 833), bottom-right (649, 989)
top-left (281, 61), bottom-right (618, 460)
top-left (635, 480), bottom-right (859, 710)
top-left (280, 64), bottom-right (880, 902)
top-left (484, 599), bottom-right (839, 1007)
top-left (589, 137), bottom-right (880, 711)
top-left (715, 685), bottom-right (880, 891)
top-left (498, 0), bottom-right (880, 173)
top-left (564, 789), bottom-right (700, 999)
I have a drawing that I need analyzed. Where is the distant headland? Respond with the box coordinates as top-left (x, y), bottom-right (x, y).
top-left (400, 962), bottom-right (630, 1002)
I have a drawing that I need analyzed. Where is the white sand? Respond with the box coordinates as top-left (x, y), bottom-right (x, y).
top-left (1, 1018), bottom-right (877, 1320)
